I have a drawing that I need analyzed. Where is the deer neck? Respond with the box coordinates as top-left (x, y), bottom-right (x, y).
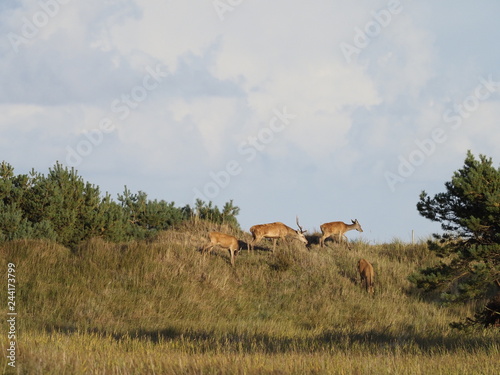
top-left (346, 223), bottom-right (358, 232)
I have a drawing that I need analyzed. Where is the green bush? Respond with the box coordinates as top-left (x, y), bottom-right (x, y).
top-left (0, 161), bottom-right (240, 247)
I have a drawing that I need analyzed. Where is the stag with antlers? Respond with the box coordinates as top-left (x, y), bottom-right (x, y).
top-left (249, 217), bottom-right (308, 252)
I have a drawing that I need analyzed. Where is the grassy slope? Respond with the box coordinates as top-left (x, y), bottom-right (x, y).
top-left (0, 222), bottom-right (498, 374)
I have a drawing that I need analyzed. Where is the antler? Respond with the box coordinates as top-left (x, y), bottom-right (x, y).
top-left (296, 216), bottom-right (306, 233)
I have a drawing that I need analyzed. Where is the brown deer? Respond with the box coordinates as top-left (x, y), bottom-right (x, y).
top-left (249, 217), bottom-right (307, 252)
top-left (202, 232), bottom-right (239, 266)
top-left (319, 219), bottom-right (363, 249)
top-left (358, 258), bottom-right (374, 294)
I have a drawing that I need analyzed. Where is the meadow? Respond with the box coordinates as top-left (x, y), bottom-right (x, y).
top-left (0, 221), bottom-right (498, 374)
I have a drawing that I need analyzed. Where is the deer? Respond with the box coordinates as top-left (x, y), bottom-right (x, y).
top-left (358, 258), bottom-right (375, 294)
top-left (249, 217), bottom-right (308, 252)
top-left (319, 219), bottom-right (363, 249)
top-left (201, 231), bottom-right (240, 266)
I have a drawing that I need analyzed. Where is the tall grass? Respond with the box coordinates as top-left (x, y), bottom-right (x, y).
top-left (0, 224), bottom-right (498, 374)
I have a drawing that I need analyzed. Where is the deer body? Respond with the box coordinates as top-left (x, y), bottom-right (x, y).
top-left (249, 218), bottom-right (307, 252)
top-left (358, 258), bottom-right (374, 294)
top-left (319, 219), bottom-right (363, 249)
top-left (202, 232), bottom-right (239, 266)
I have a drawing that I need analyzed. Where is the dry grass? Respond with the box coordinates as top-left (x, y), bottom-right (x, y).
top-left (0, 223), bottom-right (498, 374)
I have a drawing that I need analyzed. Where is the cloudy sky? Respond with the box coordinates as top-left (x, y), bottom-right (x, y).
top-left (1, 0), bottom-right (500, 243)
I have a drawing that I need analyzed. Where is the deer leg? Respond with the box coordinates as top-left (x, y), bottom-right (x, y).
top-left (250, 236), bottom-right (260, 251)
top-left (343, 235), bottom-right (351, 249)
top-left (249, 236), bottom-right (257, 251)
top-left (229, 249), bottom-right (235, 266)
top-left (202, 244), bottom-right (213, 257)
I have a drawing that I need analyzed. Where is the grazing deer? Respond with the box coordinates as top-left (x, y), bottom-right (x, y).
top-left (249, 217), bottom-right (307, 252)
top-left (202, 232), bottom-right (239, 266)
top-left (319, 219), bottom-right (363, 249)
top-left (358, 258), bottom-right (374, 294)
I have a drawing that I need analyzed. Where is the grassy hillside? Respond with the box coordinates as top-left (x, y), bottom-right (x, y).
top-left (1, 221), bottom-right (498, 374)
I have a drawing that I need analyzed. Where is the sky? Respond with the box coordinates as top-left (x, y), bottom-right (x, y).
top-left (1, 0), bottom-right (500, 243)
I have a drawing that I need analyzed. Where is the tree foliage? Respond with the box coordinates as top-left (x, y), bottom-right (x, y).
top-left (411, 151), bottom-right (500, 327)
top-left (0, 161), bottom-right (240, 247)
top-left (193, 199), bottom-right (240, 229)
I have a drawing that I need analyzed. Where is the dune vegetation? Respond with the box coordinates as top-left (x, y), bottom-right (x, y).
top-left (0, 220), bottom-right (498, 374)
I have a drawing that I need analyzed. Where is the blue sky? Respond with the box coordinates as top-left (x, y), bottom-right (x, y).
top-left (1, 0), bottom-right (500, 243)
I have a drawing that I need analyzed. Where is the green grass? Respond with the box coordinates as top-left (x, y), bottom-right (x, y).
top-left (0, 223), bottom-right (498, 374)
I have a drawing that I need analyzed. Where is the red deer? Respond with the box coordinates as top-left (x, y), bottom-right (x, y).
top-left (358, 258), bottom-right (374, 294)
top-left (249, 217), bottom-right (307, 252)
top-left (319, 219), bottom-right (363, 249)
top-left (202, 232), bottom-right (239, 266)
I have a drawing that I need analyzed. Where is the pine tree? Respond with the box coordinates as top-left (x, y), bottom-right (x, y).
top-left (0, 161), bottom-right (242, 246)
top-left (192, 199), bottom-right (240, 229)
top-left (411, 151), bottom-right (500, 328)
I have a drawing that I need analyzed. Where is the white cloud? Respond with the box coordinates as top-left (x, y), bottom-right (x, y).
top-left (107, 1), bottom-right (218, 71)
top-left (0, 103), bottom-right (80, 170)
top-left (1, 1), bottom-right (500, 241)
